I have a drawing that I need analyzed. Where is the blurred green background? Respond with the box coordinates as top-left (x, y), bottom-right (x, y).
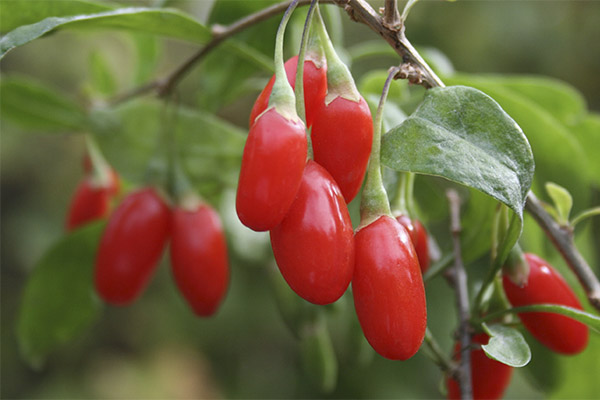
top-left (2, 0), bottom-right (599, 398)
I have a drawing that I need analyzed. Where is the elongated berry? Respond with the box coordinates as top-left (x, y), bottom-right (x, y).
top-left (95, 188), bottom-right (170, 305)
top-left (270, 160), bottom-right (354, 305)
top-left (170, 203), bottom-right (229, 316)
top-left (249, 55), bottom-right (327, 128)
top-left (66, 179), bottom-right (111, 231)
top-left (396, 215), bottom-right (430, 273)
top-left (311, 96), bottom-right (373, 203)
top-left (502, 253), bottom-right (588, 354)
top-left (66, 170), bottom-right (120, 231)
top-left (236, 108), bottom-right (307, 231)
top-left (352, 216), bottom-right (426, 360)
top-left (447, 334), bottom-right (513, 400)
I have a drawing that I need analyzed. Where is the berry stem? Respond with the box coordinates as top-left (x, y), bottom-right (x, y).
top-left (313, 7), bottom-right (360, 103)
top-left (84, 134), bottom-right (112, 186)
top-left (295, 0), bottom-right (319, 159)
top-left (268, 0), bottom-right (301, 121)
top-left (392, 171), bottom-right (416, 217)
top-left (359, 66), bottom-right (398, 228)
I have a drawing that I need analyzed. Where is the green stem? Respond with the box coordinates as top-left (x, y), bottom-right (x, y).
top-left (295, 0), bottom-right (319, 158)
top-left (313, 7), bottom-right (359, 102)
top-left (476, 304), bottom-right (600, 331)
top-left (359, 67), bottom-right (399, 227)
top-left (392, 171), bottom-right (415, 216)
top-left (84, 134), bottom-right (111, 186)
top-left (571, 206), bottom-right (600, 228)
top-left (422, 328), bottom-right (454, 373)
top-left (268, 0), bottom-right (300, 119)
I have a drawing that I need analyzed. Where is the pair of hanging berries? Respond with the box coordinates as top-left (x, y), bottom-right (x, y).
top-left (94, 187), bottom-right (229, 317)
top-left (502, 250), bottom-right (588, 354)
top-left (237, 5), bottom-right (371, 305)
top-left (66, 151), bottom-right (120, 231)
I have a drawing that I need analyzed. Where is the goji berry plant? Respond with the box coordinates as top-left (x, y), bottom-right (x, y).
top-left (2, 0), bottom-right (600, 399)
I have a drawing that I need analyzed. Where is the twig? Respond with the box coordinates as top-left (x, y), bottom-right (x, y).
top-left (446, 189), bottom-right (473, 400)
top-left (110, 0), bottom-right (335, 105)
top-left (525, 191), bottom-right (600, 312)
top-left (423, 328), bottom-right (454, 373)
top-left (383, 0), bottom-right (400, 29)
top-left (335, 0), bottom-right (444, 88)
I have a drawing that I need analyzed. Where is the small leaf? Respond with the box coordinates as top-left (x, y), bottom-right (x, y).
top-left (0, 76), bottom-right (87, 132)
top-left (481, 323), bottom-right (531, 367)
top-left (17, 223), bottom-right (105, 367)
top-left (0, 7), bottom-right (211, 59)
top-left (545, 182), bottom-right (572, 225)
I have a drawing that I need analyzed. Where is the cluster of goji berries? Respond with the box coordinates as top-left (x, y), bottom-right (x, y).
top-left (236, 8), bottom-right (431, 362)
top-left (66, 154), bottom-right (229, 317)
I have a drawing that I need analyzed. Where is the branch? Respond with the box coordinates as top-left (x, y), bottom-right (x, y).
top-left (525, 191), bottom-right (600, 312)
top-left (111, 0), bottom-right (335, 105)
top-left (446, 189), bottom-right (473, 400)
top-left (336, 0), bottom-right (444, 88)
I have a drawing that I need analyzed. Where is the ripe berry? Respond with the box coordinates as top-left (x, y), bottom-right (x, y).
top-left (249, 55), bottom-right (327, 128)
top-left (446, 333), bottom-right (513, 400)
top-left (170, 203), bottom-right (229, 317)
top-left (66, 170), bottom-right (120, 231)
top-left (236, 107), bottom-right (307, 231)
top-left (502, 253), bottom-right (589, 354)
top-left (66, 179), bottom-right (111, 231)
top-left (95, 188), bottom-right (170, 305)
top-left (270, 160), bottom-right (354, 305)
top-left (396, 215), bottom-right (430, 273)
top-left (352, 216), bottom-right (426, 360)
top-left (311, 95), bottom-right (373, 203)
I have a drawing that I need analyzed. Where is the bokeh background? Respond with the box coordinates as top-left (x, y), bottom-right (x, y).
top-left (2, 0), bottom-right (599, 398)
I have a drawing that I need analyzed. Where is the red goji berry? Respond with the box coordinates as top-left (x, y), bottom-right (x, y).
top-left (95, 188), bottom-right (170, 305)
top-left (270, 160), bottom-right (354, 305)
top-left (396, 214), bottom-right (430, 273)
top-left (502, 253), bottom-right (588, 355)
top-left (170, 203), bottom-right (229, 317)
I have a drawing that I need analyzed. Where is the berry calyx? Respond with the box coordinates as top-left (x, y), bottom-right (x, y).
top-left (170, 201), bottom-right (229, 317)
top-left (446, 333), bottom-right (513, 400)
top-left (502, 253), bottom-right (589, 355)
top-left (94, 188), bottom-right (171, 305)
top-left (270, 160), bottom-right (354, 305)
top-left (249, 55), bottom-right (327, 128)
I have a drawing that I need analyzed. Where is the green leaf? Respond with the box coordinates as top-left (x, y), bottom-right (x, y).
top-left (515, 304), bottom-right (600, 333)
top-left (381, 85), bottom-right (534, 220)
top-left (445, 75), bottom-right (592, 207)
top-left (0, 0), bottom-right (113, 33)
top-left (17, 223), bottom-right (105, 368)
top-left (88, 51), bottom-right (117, 96)
top-left (481, 323), bottom-right (531, 367)
top-left (545, 182), bottom-right (572, 225)
top-left (0, 76), bottom-right (87, 132)
top-left (571, 114), bottom-right (600, 186)
top-left (0, 7), bottom-right (211, 59)
top-left (131, 33), bottom-right (162, 85)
